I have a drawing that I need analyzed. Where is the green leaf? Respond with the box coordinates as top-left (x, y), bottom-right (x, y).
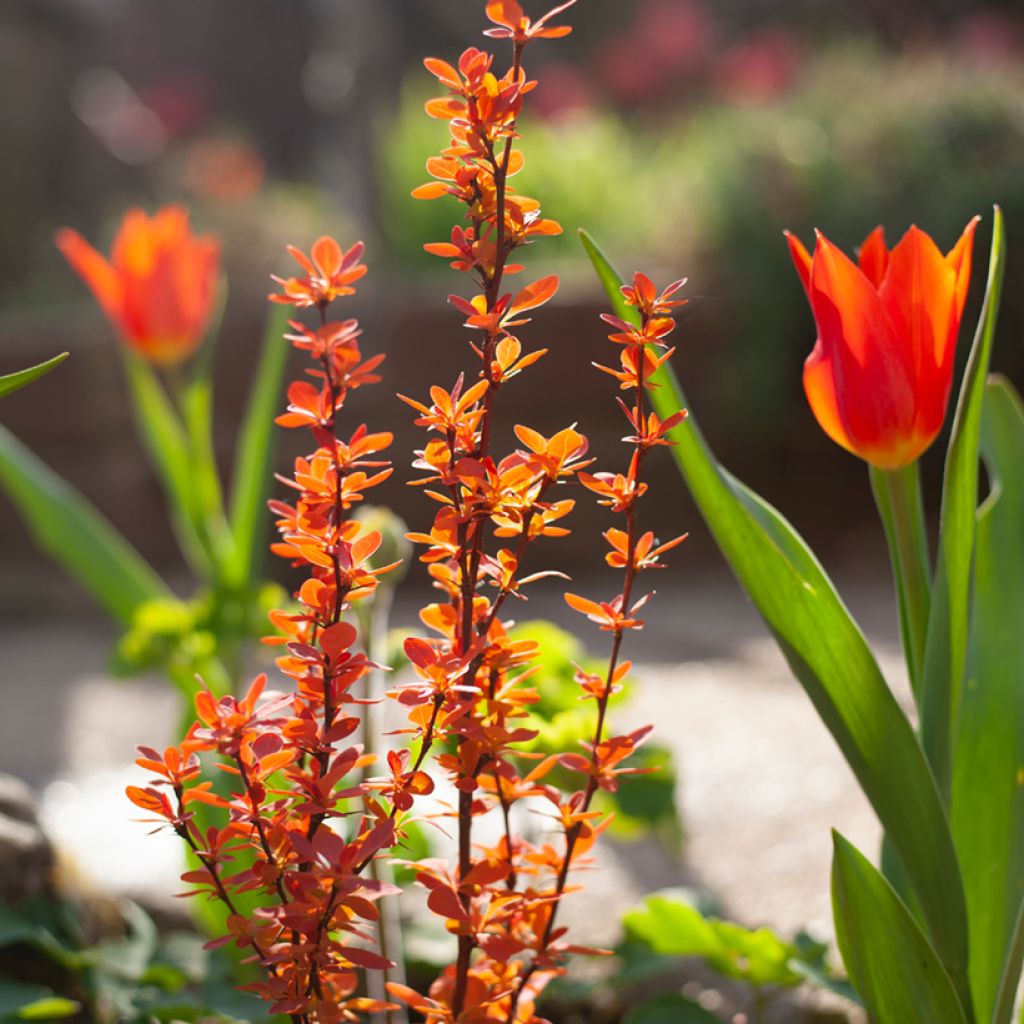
top-left (832, 832), bottom-right (967, 1024)
top-left (951, 375), bottom-right (1024, 1024)
top-left (623, 892), bottom-right (802, 988)
top-left (788, 931), bottom-right (862, 1007)
top-left (123, 353), bottom-right (213, 576)
top-left (0, 353), bottom-right (68, 399)
top-left (14, 999), bottom-right (81, 1022)
top-left (604, 743), bottom-right (682, 848)
top-left (181, 371), bottom-right (233, 572)
top-left (0, 424), bottom-right (170, 624)
top-left (621, 992), bottom-right (721, 1024)
top-left (225, 302), bottom-right (290, 588)
top-left (921, 207), bottom-right (1005, 799)
top-left (580, 228), bottom-right (971, 1006)
top-left (180, 283), bottom-right (235, 574)
top-left (0, 905), bottom-right (39, 948)
top-left (0, 981), bottom-right (79, 1022)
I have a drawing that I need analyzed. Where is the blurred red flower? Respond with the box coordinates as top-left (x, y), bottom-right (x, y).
top-left (57, 206), bottom-right (219, 367)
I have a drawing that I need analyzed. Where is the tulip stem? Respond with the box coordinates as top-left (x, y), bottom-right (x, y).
top-left (870, 462), bottom-right (932, 701)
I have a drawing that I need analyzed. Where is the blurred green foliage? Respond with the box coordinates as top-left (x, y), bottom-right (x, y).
top-left (510, 620), bottom-right (682, 850)
top-left (0, 897), bottom-right (265, 1024)
top-left (620, 890), bottom-right (859, 1016)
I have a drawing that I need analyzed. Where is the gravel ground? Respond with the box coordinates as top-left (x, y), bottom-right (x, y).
top-left (0, 565), bottom-right (907, 1020)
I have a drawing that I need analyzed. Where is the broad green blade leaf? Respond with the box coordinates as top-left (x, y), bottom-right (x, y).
top-left (580, 229), bottom-right (971, 1003)
top-left (832, 832), bottom-right (967, 1024)
top-left (951, 375), bottom-right (1024, 1024)
top-left (225, 302), bottom-right (290, 588)
top-left (622, 993), bottom-right (719, 1024)
top-left (123, 354), bottom-right (212, 576)
top-left (921, 207), bottom-right (1005, 798)
top-left (0, 353), bottom-right (68, 399)
top-left (999, 899), bottom-right (1024, 1024)
top-left (0, 424), bottom-right (169, 624)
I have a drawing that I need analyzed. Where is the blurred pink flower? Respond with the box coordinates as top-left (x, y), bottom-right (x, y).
top-left (713, 29), bottom-right (801, 105)
top-left (952, 10), bottom-right (1021, 66)
top-left (634, 0), bottom-right (715, 74)
top-left (533, 61), bottom-right (596, 119)
top-left (597, 0), bottom-right (715, 104)
top-left (140, 72), bottom-right (210, 137)
top-left (183, 136), bottom-right (266, 202)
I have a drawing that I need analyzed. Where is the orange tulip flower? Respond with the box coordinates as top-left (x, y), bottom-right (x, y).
top-left (785, 218), bottom-right (979, 468)
top-left (57, 207), bottom-right (220, 367)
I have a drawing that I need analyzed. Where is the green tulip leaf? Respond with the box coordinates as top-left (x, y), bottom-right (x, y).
top-left (580, 228), bottom-right (970, 1005)
top-left (0, 424), bottom-right (170, 624)
top-left (225, 302), bottom-right (290, 589)
top-left (123, 353), bottom-right (213, 576)
top-left (921, 206), bottom-right (1005, 796)
top-left (179, 287), bottom-right (235, 575)
top-left (0, 352), bottom-right (68, 399)
top-left (832, 832), bottom-right (967, 1024)
top-left (951, 375), bottom-right (1024, 1024)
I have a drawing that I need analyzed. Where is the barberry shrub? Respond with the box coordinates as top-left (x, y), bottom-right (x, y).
top-left (127, 3), bottom-right (687, 1022)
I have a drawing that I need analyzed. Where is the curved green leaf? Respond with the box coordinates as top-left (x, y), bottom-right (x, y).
top-left (123, 354), bottom-right (212, 577)
top-left (0, 353), bottom-right (68, 399)
top-left (180, 282), bottom-right (234, 572)
top-left (0, 980), bottom-right (79, 1021)
top-left (832, 832), bottom-right (967, 1024)
top-left (225, 302), bottom-right (290, 588)
top-left (921, 207), bottom-right (1005, 798)
top-left (580, 229), bottom-right (971, 1007)
top-left (951, 375), bottom-right (1024, 1024)
top-left (0, 425), bottom-right (169, 623)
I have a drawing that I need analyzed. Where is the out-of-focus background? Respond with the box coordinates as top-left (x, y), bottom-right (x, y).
top-left (2, 0), bottom-right (1023, 591)
top-left (0, 1), bottom-right (1021, 1019)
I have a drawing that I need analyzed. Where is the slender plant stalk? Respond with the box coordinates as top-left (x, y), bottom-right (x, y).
top-left (870, 461), bottom-right (932, 700)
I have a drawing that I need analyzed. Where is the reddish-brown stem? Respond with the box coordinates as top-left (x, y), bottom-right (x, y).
top-left (238, 759), bottom-right (292, 908)
top-left (507, 314), bottom-right (654, 1023)
top-left (351, 692), bottom-right (446, 876)
top-left (450, 42), bottom-right (527, 1019)
top-left (176, 801), bottom-right (306, 1024)
top-left (303, 332), bottom-right (352, 851)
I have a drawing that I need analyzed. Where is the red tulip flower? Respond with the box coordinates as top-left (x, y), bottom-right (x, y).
top-left (57, 207), bottom-right (220, 367)
top-left (785, 219), bottom-right (979, 468)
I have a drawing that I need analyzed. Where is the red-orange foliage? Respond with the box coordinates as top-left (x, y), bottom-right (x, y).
top-left (127, 4), bottom-right (688, 1023)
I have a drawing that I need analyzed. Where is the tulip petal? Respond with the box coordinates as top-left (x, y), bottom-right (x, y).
top-left (946, 215), bottom-right (980, 322)
top-left (55, 228), bottom-right (124, 327)
top-left (802, 339), bottom-right (856, 456)
top-left (857, 227), bottom-right (889, 289)
top-left (879, 226), bottom-right (958, 449)
top-left (784, 230), bottom-right (812, 296)
top-left (809, 232), bottom-right (917, 468)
